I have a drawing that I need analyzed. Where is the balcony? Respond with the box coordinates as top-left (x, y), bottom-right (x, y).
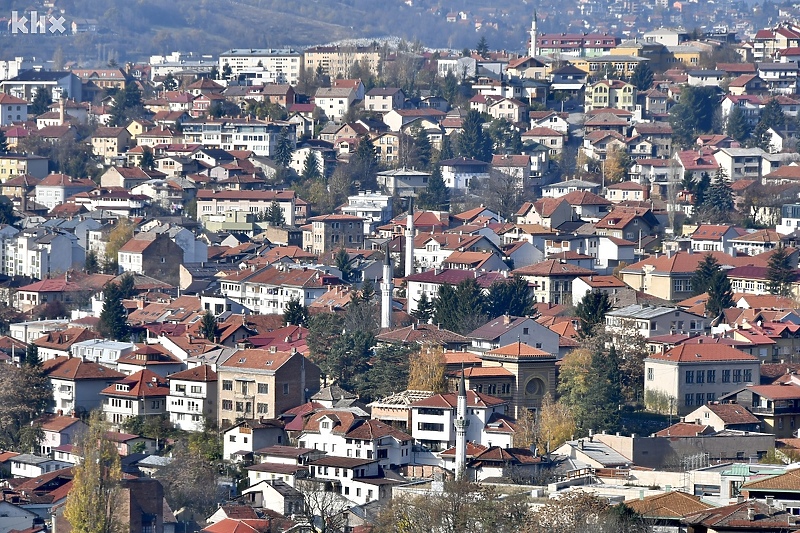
top-left (749, 405), bottom-right (800, 416)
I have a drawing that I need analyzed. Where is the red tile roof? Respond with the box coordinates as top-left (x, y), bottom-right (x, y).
top-left (647, 343), bottom-right (758, 363)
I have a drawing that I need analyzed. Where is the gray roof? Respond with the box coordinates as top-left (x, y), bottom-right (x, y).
top-left (467, 315), bottom-right (531, 341)
top-left (12, 454), bottom-right (54, 465)
top-left (543, 179), bottom-right (600, 190)
top-left (563, 439), bottom-right (630, 467)
top-left (606, 304), bottom-right (682, 319)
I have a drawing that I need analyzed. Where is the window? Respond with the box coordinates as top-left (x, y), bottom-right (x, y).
top-left (257, 403), bottom-right (268, 414)
top-left (696, 371), bottom-right (704, 384)
top-left (696, 393), bottom-right (704, 406)
top-left (707, 370), bottom-right (716, 383)
top-left (743, 369), bottom-right (752, 382)
top-left (283, 383), bottom-right (289, 395)
top-left (235, 401), bottom-right (244, 412)
top-left (722, 369), bottom-right (731, 383)
top-left (418, 422), bottom-right (445, 432)
top-left (222, 380), bottom-right (233, 391)
top-left (258, 383), bottom-right (269, 394)
top-left (229, 435), bottom-right (236, 442)
top-left (190, 385), bottom-right (202, 394)
top-left (647, 368), bottom-right (653, 380)
top-left (685, 393), bottom-right (693, 407)
top-left (733, 369), bottom-right (742, 383)
top-left (222, 400), bottom-right (233, 410)
top-left (685, 370), bottom-right (694, 384)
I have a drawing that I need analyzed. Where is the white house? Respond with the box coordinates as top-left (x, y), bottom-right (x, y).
top-left (99, 369), bottom-right (170, 426)
top-left (166, 365), bottom-right (218, 432)
top-left (297, 410), bottom-right (413, 470)
top-left (409, 390), bottom-right (508, 451)
top-left (439, 158), bottom-right (490, 190)
top-left (314, 87), bottom-right (357, 123)
top-left (306, 457), bottom-right (387, 506)
top-left (606, 305), bottom-right (707, 339)
top-left (71, 339), bottom-right (136, 369)
top-left (37, 414), bottom-right (88, 457)
top-left (10, 454), bottom-right (72, 478)
top-left (42, 356), bottom-right (125, 416)
top-left (222, 419), bottom-right (287, 461)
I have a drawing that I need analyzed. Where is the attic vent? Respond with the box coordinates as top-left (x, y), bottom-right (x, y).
top-left (238, 358), bottom-right (246, 364)
top-left (266, 361), bottom-right (273, 366)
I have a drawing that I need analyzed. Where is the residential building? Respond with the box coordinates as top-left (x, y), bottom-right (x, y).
top-left (91, 127), bottom-right (132, 164)
top-left (0, 153), bottom-right (48, 180)
top-left (584, 80), bottom-right (637, 112)
top-left (297, 410), bottom-right (413, 469)
top-left (410, 390), bottom-right (507, 451)
top-left (364, 88), bottom-right (405, 113)
top-left (439, 158), bottom-right (490, 190)
top-left (117, 232), bottom-right (184, 287)
top-left (196, 190), bottom-right (296, 226)
top-left (376, 168), bottom-right (430, 197)
top-left (37, 414), bottom-right (88, 456)
top-left (606, 305), bottom-right (707, 339)
top-left (217, 348), bottom-right (320, 427)
top-left (684, 403), bottom-right (761, 432)
top-left (304, 45), bottom-right (381, 79)
top-left (721, 377), bottom-right (800, 437)
top-left (342, 191), bottom-right (393, 234)
top-left (513, 259), bottom-right (595, 305)
top-left (219, 49), bottom-right (303, 85)
top-left (100, 369), bottom-right (170, 426)
top-left (314, 87), bottom-right (357, 123)
top-left (5, 228), bottom-right (81, 279)
top-left (1, 70), bottom-right (82, 102)
top-left (644, 343), bottom-right (760, 416)
top-left (304, 214), bottom-right (364, 254)
top-left (42, 356), bottom-right (125, 416)
top-left (690, 224), bottom-right (742, 253)
top-left (35, 174), bottom-right (95, 211)
top-left (167, 365), bottom-right (218, 432)
top-left (0, 93), bottom-right (28, 125)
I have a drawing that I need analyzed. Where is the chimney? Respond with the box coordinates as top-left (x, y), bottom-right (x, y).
top-left (747, 508), bottom-right (755, 521)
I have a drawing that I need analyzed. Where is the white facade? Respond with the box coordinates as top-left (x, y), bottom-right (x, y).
top-left (219, 49), bottom-right (303, 85)
top-left (71, 339), bottom-right (136, 368)
top-left (5, 230), bottom-right (80, 278)
top-left (606, 305), bottom-right (706, 339)
top-left (167, 374), bottom-right (217, 432)
top-left (411, 397), bottom-right (507, 451)
top-left (10, 455), bottom-right (72, 478)
top-left (342, 192), bottom-right (393, 234)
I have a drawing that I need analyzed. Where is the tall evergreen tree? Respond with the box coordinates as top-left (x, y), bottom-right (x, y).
top-left (629, 61), bottom-right (654, 91)
top-left (485, 276), bottom-right (534, 318)
top-left (669, 86), bottom-right (717, 147)
top-left (725, 105), bottom-right (751, 143)
top-left (139, 146), bottom-right (155, 170)
top-left (438, 134), bottom-right (454, 161)
top-left (98, 283), bottom-right (130, 341)
top-left (768, 246), bottom-right (796, 296)
top-left (198, 311), bottom-right (218, 341)
top-left (273, 127), bottom-right (294, 168)
top-left (575, 290), bottom-right (611, 336)
top-left (417, 166), bottom-right (450, 210)
top-left (761, 97), bottom-right (786, 130)
top-left (302, 150), bottom-right (321, 181)
top-left (334, 248), bottom-right (353, 282)
top-left (707, 271), bottom-right (734, 318)
top-left (582, 345), bottom-right (622, 433)
top-left (351, 135), bottom-right (379, 190)
top-left (433, 284), bottom-right (459, 332)
top-left (24, 344), bottom-right (41, 368)
top-left (693, 172), bottom-right (711, 208)
top-left (31, 88), bottom-right (52, 116)
top-left (748, 120), bottom-right (773, 152)
top-left (690, 254), bottom-right (721, 296)
top-left (267, 201), bottom-right (285, 226)
top-left (453, 278), bottom-right (487, 333)
top-left (700, 169), bottom-right (734, 223)
top-left (284, 297), bottom-right (309, 326)
top-left (458, 110), bottom-right (492, 162)
top-left (476, 36), bottom-right (489, 58)
top-left (411, 292), bottom-right (434, 323)
top-left (412, 126), bottom-right (432, 170)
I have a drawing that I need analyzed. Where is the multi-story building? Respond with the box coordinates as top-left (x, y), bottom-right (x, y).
top-left (304, 214), bottom-right (364, 255)
top-left (0, 93), bottom-right (28, 126)
top-left (5, 228), bottom-right (81, 278)
top-left (606, 305), bottom-right (707, 339)
top-left (535, 33), bottom-right (620, 58)
top-left (314, 87), bottom-right (357, 123)
top-left (303, 45), bottom-right (381, 79)
top-left (219, 264), bottom-right (339, 315)
top-left (0, 70), bottom-right (82, 102)
top-left (219, 49), bottom-right (303, 85)
top-left (297, 410), bottom-right (413, 469)
top-left (644, 343), bottom-right (760, 416)
top-left (196, 189), bottom-right (297, 226)
top-left (167, 365), bottom-right (218, 432)
top-left (180, 118), bottom-right (295, 157)
top-left (584, 80), bottom-right (637, 112)
top-left (100, 369), bottom-right (170, 426)
top-left (117, 232), bottom-right (184, 286)
top-left (216, 348), bottom-right (320, 427)
top-left (0, 153), bottom-right (48, 180)
top-left (409, 390), bottom-right (507, 451)
top-left (342, 191), bottom-right (393, 234)
top-left (42, 356), bottom-right (125, 416)
top-left (34, 173), bottom-right (95, 211)
top-left (513, 259), bottom-right (595, 305)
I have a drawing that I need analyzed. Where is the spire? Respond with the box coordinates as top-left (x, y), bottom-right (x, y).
top-left (459, 365), bottom-right (466, 397)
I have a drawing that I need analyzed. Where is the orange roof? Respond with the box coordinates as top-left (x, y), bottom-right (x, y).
top-left (647, 343), bottom-right (758, 363)
top-left (100, 368), bottom-right (170, 398)
top-left (485, 341), bottom-right (554, 358)
top-left (43, 356), bottom-right (125, 381)
top-left (624, 491), bottom-right (714, 519)
top-left (654, 422), bottom-right (714, 437)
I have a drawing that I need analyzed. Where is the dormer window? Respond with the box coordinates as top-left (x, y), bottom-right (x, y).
top-left (321, 421), bottom-right (330, 429)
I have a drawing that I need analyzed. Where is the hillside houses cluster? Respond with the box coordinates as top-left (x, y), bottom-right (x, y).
top-left (12, 13), bottom-right (800, 533)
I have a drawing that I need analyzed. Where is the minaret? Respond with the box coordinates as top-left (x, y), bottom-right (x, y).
top-left (380, 244), bottom-right (393, 329)
top-left (454, 370), bottom-right (469, 479)
top-left (529, 11), bottom-right (539, 58)
top-left (404, 197), bottom-right (415, 277)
